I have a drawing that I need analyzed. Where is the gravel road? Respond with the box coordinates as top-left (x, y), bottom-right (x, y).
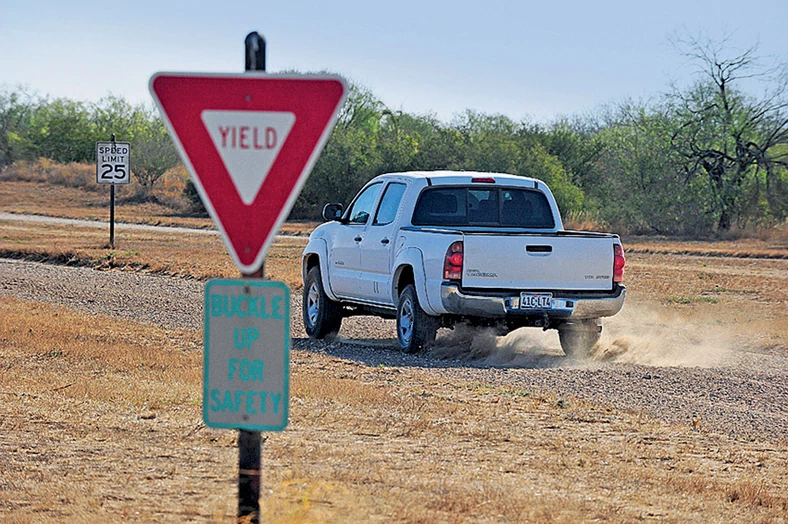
top-left (2, 258), bottom-right (786, 442)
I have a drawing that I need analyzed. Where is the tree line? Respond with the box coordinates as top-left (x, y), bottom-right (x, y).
top-left (0, 92), bottom-right (178, 198)
top-left (1, 36), bottom-right (786, 235)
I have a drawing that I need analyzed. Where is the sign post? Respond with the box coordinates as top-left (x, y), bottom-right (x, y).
top-left (204, 280), bottom-right (289, 521)
top-left (150, 31), bottom-right (346, 523)
top-left (238, 31), bottom-right (266, 523)
top-left (95, 134), bottom-right (131, 249)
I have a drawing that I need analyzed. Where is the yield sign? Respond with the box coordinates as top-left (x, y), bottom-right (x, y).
top-left (149, 72), bottom-right (347, 273)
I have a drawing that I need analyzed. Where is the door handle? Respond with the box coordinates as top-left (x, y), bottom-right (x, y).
top-left (526, 245), bottom-right (552, 253)
top-left (354, 236), bottom-right (363, 242)
top-left (380, 237), bottom-right (390, 245)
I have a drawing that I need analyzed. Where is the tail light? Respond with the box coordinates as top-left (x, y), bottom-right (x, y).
top-left (443, 241), bottom-right (464, 280)
top-left (613, 243), bottom-right (626, 283)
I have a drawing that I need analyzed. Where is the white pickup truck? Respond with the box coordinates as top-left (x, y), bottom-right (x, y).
top-left (301, 171), bottom-right (626, 356)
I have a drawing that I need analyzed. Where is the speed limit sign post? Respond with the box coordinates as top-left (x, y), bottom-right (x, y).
top-left (96, 133), bottom-right (130, 249)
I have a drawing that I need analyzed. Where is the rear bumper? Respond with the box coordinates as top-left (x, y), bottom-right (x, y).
top-left (440, 283), bottom-right (626, 320)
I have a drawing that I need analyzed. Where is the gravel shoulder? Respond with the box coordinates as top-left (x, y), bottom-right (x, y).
top-left (2, 258), bottom-right (786, 443)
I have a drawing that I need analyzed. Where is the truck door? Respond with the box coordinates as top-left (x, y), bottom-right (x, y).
top-left (328, 182), bottom-right (383, 298)
top-left (358, 182), bottom-right (407, 304)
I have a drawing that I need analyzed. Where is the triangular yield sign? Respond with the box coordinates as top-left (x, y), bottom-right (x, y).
top-left (149, 73), bottom-right (347, 273)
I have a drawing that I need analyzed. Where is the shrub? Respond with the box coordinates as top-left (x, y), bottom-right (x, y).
top-left (183, 179), bottom-right (207, 215)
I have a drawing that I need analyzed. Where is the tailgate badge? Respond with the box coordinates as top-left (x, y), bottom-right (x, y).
top-left (466, 268), bottom-right (497, 278)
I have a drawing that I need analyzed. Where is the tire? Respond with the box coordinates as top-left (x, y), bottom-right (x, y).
top-left (397, 284), bottom-right (439, 353)
top-left (303, 266), bottom-right (342, 339)
top-left (558, 320), bottom-right (602, 358)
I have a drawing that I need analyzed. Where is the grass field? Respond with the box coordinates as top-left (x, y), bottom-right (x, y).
top-left (1, 175), bottom-right (788, 521)
top-left (2, 297), bottom-right (786, 522)
top-left (0, 174), bottom-right (319, 235)
top-left (0, 216), bottom-right (306, 283)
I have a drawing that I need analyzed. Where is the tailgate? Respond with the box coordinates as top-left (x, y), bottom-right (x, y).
top-left (462, 234), bottom-right (615, 291)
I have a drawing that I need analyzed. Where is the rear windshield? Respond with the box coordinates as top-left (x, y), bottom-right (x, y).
top-left (412, 187), bottom-right (555, 228)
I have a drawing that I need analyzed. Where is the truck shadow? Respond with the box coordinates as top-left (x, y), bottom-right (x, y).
top-left (291, 332), bottom-right (568, 370)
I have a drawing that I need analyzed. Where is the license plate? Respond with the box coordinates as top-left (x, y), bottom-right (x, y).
top-left (519, 292), bottom-right (552, 309)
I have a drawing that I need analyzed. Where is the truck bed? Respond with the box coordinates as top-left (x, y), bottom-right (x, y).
top-left (403, 226), bottom-right (618, 292)
top-left (462, 230), bottom-right (616, 291)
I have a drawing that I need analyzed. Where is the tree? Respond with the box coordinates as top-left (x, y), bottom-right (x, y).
top-left (0, 87), bottom-right (37, 168)
top-left (452, 110), bottom-right (521, 174)
top-left (335, 79), bottom-right (383, 133)
top-left (92, 95), bottom-right (149, 148)
top-left (291, 80), bottom-right (383, 218)
top-left (591, 101), bottom-right (715, 235)
top-left (449, 111), bottom-right (585, 216)
top-left (377, 109), bottom-right (421, 174)
top-left (539, 118), bottom-right (606, 190)
top-left (668, 35), bottom-right (788, 229)
top-left (23, 97), bottom-right (99, 163)
top-left (131, 113), bottom-right (179, 199)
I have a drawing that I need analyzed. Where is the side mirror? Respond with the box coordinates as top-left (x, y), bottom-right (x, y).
top-left (322, 203), bottom-right (344, 222)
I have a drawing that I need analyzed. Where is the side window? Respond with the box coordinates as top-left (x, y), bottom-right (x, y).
top-left (346, 183), bottom-right (382, 224)
top-left (412, 188), bottom-right (467, 226)
top-left (373, 183), bottom-right (407, 225)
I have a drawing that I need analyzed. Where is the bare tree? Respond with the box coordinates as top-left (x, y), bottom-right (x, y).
top-left (668, 35), bottom-right (788, 229)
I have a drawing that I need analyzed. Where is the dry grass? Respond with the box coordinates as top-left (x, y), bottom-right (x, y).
top-left (2, 171), bottom-right (788, 521)
top-left (0, 162), bottom-right (320, 234)
top-left (1, 297), bottom-right (786, 522)
top-left (3, 158), bottom-right (104, 191)
top-left (624, 236), bottom-right (788, 260)
top-left (3, 158), bottom-right (191, 205)
top-left (624, 251), bottom-right (788, 336)
top-left (0, 179), bottom-right (212, 228)
top-left (562, 210), bottom-right (606, 232)
top-left (619, 249), bottom-right (788, 356)
top-left (0, 219), bottom-right (307, 286)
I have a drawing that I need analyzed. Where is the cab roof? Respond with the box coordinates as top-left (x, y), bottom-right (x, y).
top-left (373, 171), bottom-right (541, 187)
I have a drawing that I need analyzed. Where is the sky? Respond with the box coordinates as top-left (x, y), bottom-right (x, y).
top-left (2, 0), bottom-right (787, 123)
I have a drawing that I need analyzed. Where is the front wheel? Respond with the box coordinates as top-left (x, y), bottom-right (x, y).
top-left (558, 319), bottom-right (602, 358)
top-left (303, 266), bottom-right (342, 339)
top-left (397, 284), bottom-right (440, 354)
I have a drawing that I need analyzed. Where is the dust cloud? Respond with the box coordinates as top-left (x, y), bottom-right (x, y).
top-left (589, 304), bottom-right (735, 367)
top-left (430, 303), bottom-right (735, 368)
top-left (430, 323), bottom-right (564, 368)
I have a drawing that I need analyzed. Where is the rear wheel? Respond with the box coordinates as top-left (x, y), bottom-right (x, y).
top-left (397, 284), bottom-right (439, 353)
top-left (303, 266), bottom-right (342, 339)
top-left (558, 320), bottom-right (601, 358)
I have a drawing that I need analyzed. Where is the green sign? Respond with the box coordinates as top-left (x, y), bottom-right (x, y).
top-left (203, 279), bottom-right (289, 431)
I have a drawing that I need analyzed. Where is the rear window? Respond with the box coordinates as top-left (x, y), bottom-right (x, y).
top-left (412, 187), bottom-right (555, 228)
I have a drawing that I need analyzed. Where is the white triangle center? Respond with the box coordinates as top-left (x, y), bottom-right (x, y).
top-left (201, 110), bottom-right (296, 205)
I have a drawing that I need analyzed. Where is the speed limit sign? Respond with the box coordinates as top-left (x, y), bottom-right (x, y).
top-left (96, 141), bottom-right (131, 185)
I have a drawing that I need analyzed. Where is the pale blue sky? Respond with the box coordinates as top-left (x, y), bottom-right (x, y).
top-left (2, 0), bottom-right (786, 122)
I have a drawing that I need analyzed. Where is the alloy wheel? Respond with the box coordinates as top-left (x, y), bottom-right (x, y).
top-left (307, 282), bottom-right (319, 327)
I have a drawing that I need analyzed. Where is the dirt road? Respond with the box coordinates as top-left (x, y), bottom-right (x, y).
top-left (2, 257), bottom-right (786, 443)
top-left (0, 212), bottom-right (306, 239)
